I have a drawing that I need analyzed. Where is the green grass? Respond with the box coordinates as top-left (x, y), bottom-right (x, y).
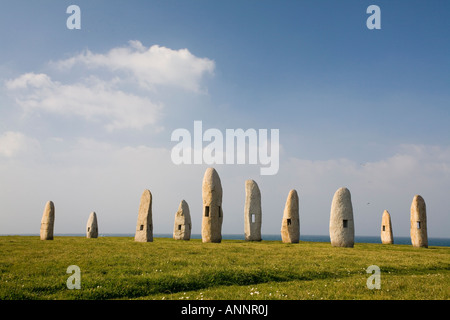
top-left (0, 236), bottom-right (448, 300)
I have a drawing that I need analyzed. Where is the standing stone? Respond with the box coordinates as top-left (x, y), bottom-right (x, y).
top-left (173, 200), bottom-right (192, 240)
top-left (329, 187), bottom-right (354, 248)
top-left (135, 189), bottom-right (153, 242)
top-left (410, 195), bottom-right (428, 248)
top-left (380, 210), bottom-right (394, 244)
top-left (86, 212), bottom-right (98, 238)
top-left (201, 167), bottom-right (223, 243)
top-left (40, 201), bottom-right (55, 240)
top-left (280, 189), bottom-right (299, 243)
top-left (244, 180), bottom-right (262, 241)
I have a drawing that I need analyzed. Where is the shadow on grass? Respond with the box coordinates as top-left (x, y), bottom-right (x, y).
top-left (78, 262), bottom-right (450, 299)
top-left (7, 261), bottom-right (448, 300)
top-left (76, 269), bottom-right (340, 299)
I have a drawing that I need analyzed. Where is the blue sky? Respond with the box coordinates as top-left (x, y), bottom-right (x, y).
top-left (0, 1), bottom-right (449, 238)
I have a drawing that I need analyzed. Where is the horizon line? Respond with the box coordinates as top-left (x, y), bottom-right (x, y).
top-left (1, 233), bottom-right (449, 240)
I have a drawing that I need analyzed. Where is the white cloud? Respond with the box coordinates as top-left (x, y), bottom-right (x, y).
top-left (5, 41), bottom-right (215, 131)
top-left (6, 72), bottom-right (163, 131)
top-left (0, 131), bottom-right (40, 158)
top-left (53, 41), bottom-right (215, 93)
top-left (5, 72), bottom-right (54, 90)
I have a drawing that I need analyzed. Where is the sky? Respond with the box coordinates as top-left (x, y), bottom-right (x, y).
top-left (0, 0), bottom-right (449, 238)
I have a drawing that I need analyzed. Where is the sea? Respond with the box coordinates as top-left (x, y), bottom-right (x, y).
top-left (9, 233), bottom-right (449, 247)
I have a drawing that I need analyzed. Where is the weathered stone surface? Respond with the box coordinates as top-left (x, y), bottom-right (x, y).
top-left (380, 210), bottom-right (393, 244)
top-left (135, 189), bottom-right (153, 242)
top-left (201, 167), bottom-right (223, 243)
top-left (244, 180), bottom-right (262, 241)
top-left (173, 200), bottom-right (192, 240)
top-left (410, 195), bottom-right (428, 248)
top-left (281, 189), bottom-right (299, 243)
top-left (86, 211), bottom-right (98, 238)
top-left (40, 201), bottom-right (55, 240)
top-left (329, 187), bottom-right (354, 247)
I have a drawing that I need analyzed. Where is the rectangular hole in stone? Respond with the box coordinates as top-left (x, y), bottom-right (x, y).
top-left (382, 225), bottom-right (385, 231)
top-left (343, 220), bottom-right (348, 228)
top-left (87, 227), bottom-right (90, 232)
top-left (417, 221), bottom-right (421, 229)
top-left (140, 225), bottom-right (144, 231)
top-left (205, 206), bottom-right (209, 217)
top-left (287, 218), bottom-right (291, 226)
top-left (218, 206), bottom-right (221, 218)
top-left (178, 224), bottom-right (182, 231)
top-left (251, 213), bottom-right (256, 223)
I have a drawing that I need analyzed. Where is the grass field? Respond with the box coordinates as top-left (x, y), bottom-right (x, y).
top-left (0, 236), bottom-right (448, 300)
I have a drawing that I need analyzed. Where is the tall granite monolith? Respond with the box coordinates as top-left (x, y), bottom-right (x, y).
top-left (380, 210), bottom-right (393, 244)
top-left (173, 200), bottom-right (192, 240)
top-left (410, 195), bottom-right (428, 248)
top-left (40, 201), bottom-right (55, 240)
top-left (135, 189), bottom-right (153, 242)
top-left (244, 180), bottom-right (262, 241)
top-left (86, 211), bottom-right (98, 238)
top-left (329, 187), bottom-right (354, 247)
top-left (201, 167), bottom-right (223, 243)
top-left (281, 189), bottom-right (299, 243)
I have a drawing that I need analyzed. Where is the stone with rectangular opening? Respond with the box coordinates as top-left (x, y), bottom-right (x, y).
top-left (244, 179), bottom-right (262, 242)
top-left (174, 199), bottom-right (191, 241)
top-left (134, 189), bottom-right (153, 242)
top-left (329, 187), bottom-right (354, 247)
top-left (381, 209), bottom-right (393, 244)
top-left (201, 167), bottom-right (223, 243)
top-left (281, 189), bottom-right (299, 243)
top-left (86, 211), bottom-right (98, 239)
top-left (410, 195), bottom-right (427, 248)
